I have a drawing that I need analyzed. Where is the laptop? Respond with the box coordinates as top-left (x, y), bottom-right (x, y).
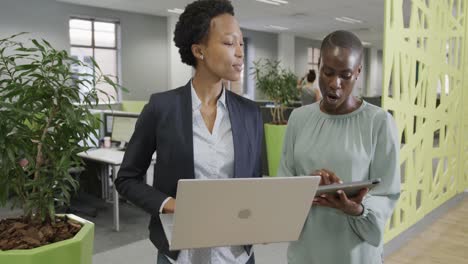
top-left (160, 176), bottom-right (320, 250)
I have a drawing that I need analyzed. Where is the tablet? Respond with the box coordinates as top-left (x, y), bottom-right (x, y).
top-left (315, 178), bottom-right (381, 197)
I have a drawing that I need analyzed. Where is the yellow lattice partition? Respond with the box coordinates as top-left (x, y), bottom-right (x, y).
top-left (461, 0), bottom-right (468, 192)
top-left (382, 0), bottom-right (467, 242)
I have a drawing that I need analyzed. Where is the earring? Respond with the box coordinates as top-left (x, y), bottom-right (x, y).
top-left (200, 54), bottom-right (204, 60)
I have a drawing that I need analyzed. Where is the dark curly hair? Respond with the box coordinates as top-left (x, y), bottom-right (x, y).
top-left (306, 69), bottom-right (316, 83)
top-left (174, 0), bottom-right (234, 67)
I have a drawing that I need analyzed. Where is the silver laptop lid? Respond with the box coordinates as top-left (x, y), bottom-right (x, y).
top-left (166, 176), bottom-right (320, 250)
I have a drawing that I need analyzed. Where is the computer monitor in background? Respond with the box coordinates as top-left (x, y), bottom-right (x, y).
top-left (111, 115), bottom-right (138, 146)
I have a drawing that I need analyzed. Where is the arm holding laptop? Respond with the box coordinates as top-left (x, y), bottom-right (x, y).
top-left (161, 197), bottom-right (175, 214)
top-left (115, 95), bottom-right (172, 216)
top-left (115, 1), bottom-right (264, 263)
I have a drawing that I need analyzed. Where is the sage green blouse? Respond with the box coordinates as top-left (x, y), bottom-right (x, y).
top-left (278, 101), bottom-right (401, 264)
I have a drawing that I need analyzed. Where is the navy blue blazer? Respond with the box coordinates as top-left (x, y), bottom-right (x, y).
top-left (115, 81), bottom-right (263, 259)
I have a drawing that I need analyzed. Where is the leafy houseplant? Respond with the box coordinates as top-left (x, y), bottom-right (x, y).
top-left (252, 59), bottom-right (298, 124)
top-left (251, 59), bottom-right (298, 176)
top-left (0, 33), bottom-right (118, 257)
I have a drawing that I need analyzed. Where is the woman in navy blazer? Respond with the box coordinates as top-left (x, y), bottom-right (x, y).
top-left (115, 0), bottom-right (263, 263)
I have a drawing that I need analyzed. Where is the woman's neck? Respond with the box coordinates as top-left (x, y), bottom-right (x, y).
top-left (192, 69), bottom-right (223, 106)
top-left (320, 96), bottom-right (362, 115)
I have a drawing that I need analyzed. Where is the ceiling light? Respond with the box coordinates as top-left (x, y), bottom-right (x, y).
top-left (256, 0), bottom-right (280, 5)
top-left (271, 0), bottom-right (289, 4)
top-left (255, 0), bottom-right (289, 6)
top-left (168, 8), bottom-right (184, 14)
top-left (265, 25), bottom-right (289, 30)
top-left (335, 16), bottom-right (363, 24)
top-left (341, 16), bottom-right (363, 23)
top-left (335, 17), bottom-right (353, 23)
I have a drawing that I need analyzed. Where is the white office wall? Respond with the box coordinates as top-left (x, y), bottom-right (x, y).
top-left (2, 0), bottom-right (367, 101)
top-left (242, 28), bottom-right (278, 63)
top-left (295, 37), bottom-right (322, 78)
top-left (277, 33), bottom-right (295, 72)
top-left (167, 15), bottom-right (193, 90)
top-left (352, 48), bottom-right (366, 97)
top-left (242, 28), bottom-right (278, 100)
top-left (0, 0), bottom-right (168, 101)
top-left (365, 48), bottom-right (383, 96)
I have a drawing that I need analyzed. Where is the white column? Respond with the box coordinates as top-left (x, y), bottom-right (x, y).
top-left (277, 32), bottom-right (295, 72)
top-left (365, 47), bottom-right (382, 96)
top-left (167, 15), bottom-right (193, 90)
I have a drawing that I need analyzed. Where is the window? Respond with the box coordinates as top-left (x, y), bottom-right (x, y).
top-left (69, 18), bottom-right (120, 103)
top-left (307, 47), bottom-right (320, 73)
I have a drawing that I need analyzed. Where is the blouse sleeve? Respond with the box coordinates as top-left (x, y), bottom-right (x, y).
top-left (277, 110), bottom-right (298, 177)
top-left (346, 111), bottom-right (401, 246)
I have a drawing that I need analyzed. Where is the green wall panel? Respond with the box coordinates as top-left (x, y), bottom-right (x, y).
top-left (461, 0), bottom-right (468, 192)
top-left (382, 0), bottom-right (468, 242)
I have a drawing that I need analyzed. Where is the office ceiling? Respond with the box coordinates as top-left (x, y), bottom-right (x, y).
top-left (57, 0), bottom-right (389, 48)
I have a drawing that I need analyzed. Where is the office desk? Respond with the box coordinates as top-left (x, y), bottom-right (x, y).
top-left (78, 148), bottom-right (155, 231)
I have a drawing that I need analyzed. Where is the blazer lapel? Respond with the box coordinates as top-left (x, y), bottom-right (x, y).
top-left (226, 91), bottom-right (251, 178)
top-left (179, 81), bottom-right (195, 179)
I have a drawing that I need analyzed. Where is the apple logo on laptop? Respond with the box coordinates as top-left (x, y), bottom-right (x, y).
top-left (238, 209), bottom-right (251, 219)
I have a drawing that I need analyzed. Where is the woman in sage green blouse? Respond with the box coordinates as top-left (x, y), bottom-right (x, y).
top-left (277, 30), bottom-right (401, 264)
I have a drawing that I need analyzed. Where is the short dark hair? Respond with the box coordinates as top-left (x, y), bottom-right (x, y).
top-left (320, 30), bottom-right (363, 61)
top-left (306, 69), bottom-right (316, 83)
top-left (174, 0), bottom-right (234, 67)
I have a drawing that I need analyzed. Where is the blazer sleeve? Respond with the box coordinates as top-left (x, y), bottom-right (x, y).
top-left (115, 95), bottom-right (169, 215)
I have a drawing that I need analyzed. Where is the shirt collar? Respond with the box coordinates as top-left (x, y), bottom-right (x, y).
top-left (190, 80), bottom-right (227, 111)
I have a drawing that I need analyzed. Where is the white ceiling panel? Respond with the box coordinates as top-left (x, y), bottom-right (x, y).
top-left (57, 0), bottom-right (388, 47)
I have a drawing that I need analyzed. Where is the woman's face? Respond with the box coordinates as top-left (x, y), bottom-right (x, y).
top-left (318, 46), bottom-right (361, 114)
top-left (197, 14), bottom-right (244, 81)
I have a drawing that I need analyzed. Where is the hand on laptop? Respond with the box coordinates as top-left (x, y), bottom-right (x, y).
top-left (163, 198), bottom-right (176, 214)
top-left (311, 169), bottom-right (343, 185)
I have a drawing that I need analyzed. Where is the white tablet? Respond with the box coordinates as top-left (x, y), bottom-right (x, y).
top-left (315, 178), bottom-right (381, 197)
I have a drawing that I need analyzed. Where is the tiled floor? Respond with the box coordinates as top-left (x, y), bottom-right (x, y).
top-left (93, 239), bottom-right (288, 264)
top-left (2, 193), bottom-right (468, 264)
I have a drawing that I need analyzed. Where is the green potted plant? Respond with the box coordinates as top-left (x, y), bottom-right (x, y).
top-left (251, 59), bottom-right (298, 176)
top-left (0, 33), bottom-right (119, 264)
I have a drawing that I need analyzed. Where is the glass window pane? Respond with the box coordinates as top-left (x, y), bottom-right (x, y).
top-left (70, 47), bottom-right (94, 99)
top-left (307, 48), bottom-right (313, 64)
top-left (70, 47), bottom-right (93, 63)
top-left (313, 48), bottom-right (321, 64)
top-left (70, 19), bottom-right (92, 46)
top-left (96, 82), bottom-right (118, 103)
top-left (94, 21), bottom-right (116, 48)
top-left (95, 48), bottom-right (118, 103)
top-left (94, 48), bottom-right (117, 77)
